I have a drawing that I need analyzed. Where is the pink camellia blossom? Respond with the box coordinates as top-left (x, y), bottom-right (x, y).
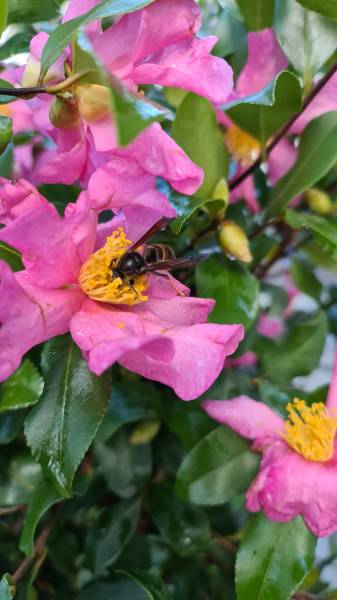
top-left (0, 177), bottom-right (47, 225)
top-left (18, 0), bottom-right (233, 185)
top-left (221, 29), bottom-right (297, 212)
top-left (203, 353), bottom-right (337, 536)
top-left (0, 186), bottom-right (244, 400)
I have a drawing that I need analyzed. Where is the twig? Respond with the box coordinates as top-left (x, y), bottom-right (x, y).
top-left (12, 504), bottom-right (61, 584)
top-left (229, 57), bottom-right (337, 192)
top-left (0, 505), bottom-right (25, 516)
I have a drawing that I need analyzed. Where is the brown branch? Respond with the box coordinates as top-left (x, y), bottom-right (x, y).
top-left (0, 505), bottom-right (25, 516)
top-left (254, 225), bottom-right (294, 279)
top-left (12, 504), bottom-right (61, 584)
top-left (229, 57), bottom-right (337, 192)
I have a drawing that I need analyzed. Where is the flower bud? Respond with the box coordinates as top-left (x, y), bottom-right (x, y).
top-left (76, 84), bottom-right (111, 123)
top-left (49, 96), bottom-right (81, 130)
top-left (305, 188), bottom-right (333, 215)
top-left (129, 419), bottom-right (161, 445)
top-left (218, 220), bottom-right (252, 263)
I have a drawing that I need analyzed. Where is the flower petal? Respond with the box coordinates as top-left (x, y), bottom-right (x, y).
top-left (268, 138), bottom-right (297, 185)
top-left (203, 396), bottom-right (284, 440)
top-left (290, 72), bottom-right (337, 134)
top-left (246, 441), bottom-right (337, 537)
top-left (0, 178), bottom-right (47, 225)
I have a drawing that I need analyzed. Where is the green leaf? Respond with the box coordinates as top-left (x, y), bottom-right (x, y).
top-left (0, 243), bottom-right (23, 271)
top-left (225, 71), bottom-right (302, 144)
top-left (148, 482), bottom-right (210, 557)
top-left (0, 574), bottom-right (14, 600)
top-left (196, 255), bottom-right (259, 330)
top-left (290, 257), bottom-right (322, 300)
top-left (0, 31), bottom-right (31, 61)
top-left (19, 478), bottom-right (61, 556)
top-left (267, 112), bottom-right (337, 216)
top-left (8, 0), bottom-right (62, 23)
top-left (286, 208), bottom-right (337, 260)
top-left (39, 0), bottom-right (155, 81)
top-left (95, 499), bottom-right (141, 574)
top-left (236, 0), bottom-right (274, 30)
top-left (164, 397), bottom-right (214, 450)
top-left (236, 514), bottom-right (316, 600)
top-left (275, 0), bottom-right (337, 78)
top-left (117, 570), bottom-right (171, 600)
top-left (295, 0), bottom-right (337, 20)
top-left (97, 380), bottom-right (162, 442)
top-left (0, 453), bottom-right (42, 505)
top-left (0, 360), bottom-right (43, 413)
top-left (0, 0), bottom-right (8, 36)
top-left (0, 117), bottom-right (12, 155)
top-left (260, 310), bottom-right (327, 383)
top-left (24, 335), bottom-right (111, 496)
top-left (172, 93), bottom-right (228, 199)
top-left (77, 580), bottom-right (147, 600)
top-left (169, 195), bottom-right (226, 235)
top-left (73, 32), bottom-right (169, 146)
top-left (95, 429), bottom-right (152, 498)
top-left (176, 426), bottom-right (260, 505)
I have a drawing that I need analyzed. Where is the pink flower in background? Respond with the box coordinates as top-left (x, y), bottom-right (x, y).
top-left (0, 183), bottom-right (244, 400)
top-left (18, 0), bottom-right (233, 185)
top-left (221, 29), bottom-right (298, 212)
top-left (203, 350), bottom-right (337, 536)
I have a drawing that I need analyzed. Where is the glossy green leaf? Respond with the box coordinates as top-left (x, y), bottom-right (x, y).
top-left (0, 242), bottom-right (22, 271)
top-left (24, 335), bottom-right (111, 496)
top-left (260, 311), bottom-right (327, 383)
top-left (0, 453), bottom-right (42, 505)
top-left (236, 514), bottom-right (316, 600)
top-left (275, 0), bottom-right (337, 78)
top-left (0, 410), bottom-right (25, 444)
top-left (0, 117), bottom-right (12, 155)
top-left (225, 71), bottom-right (302, 144)
top-left (0, 31), bottom-right (31, 61)
top-left (8, 0), bottom-right (62, 23)
top-left (0, 360), bottom-right (43, 413)
top-left (148, 483), bottom-right (211, 557)
top-left (0, 575), bottom-right (14, 600)
top-left (73, 32), bottom-right (169, 146)
top-left (20, 478), bottom-right (61, 556)
top-left (196, 255), bottom-right (259, 330)
top-left (117, 570), bottom-right (171, 600)
top-left (95, 429), bottom-right (152, 498)
top-left (267, 112), bottom-right (337, 217)
top-left (290, 257), bottom-right (322, 300)
top-left (164, 397), bottom-right (215, 450)
top-left (172, 93), bottom-right (228, 199)
top-left (295, 0), bottom-right (337, 20)
top-left (77, 580), bottom-right (147, 600)
top-left (97, 380), bottom-right (162, 442)
top-left (169, 195), bottom-right (225, 235)
top-left (176, 426), bottom-right (260, 505)
top-left (0, 79), bottom-right (16, 105)
top-left (95, 499), bottom-right (141, 574)
top-left (0, 0), bottom-right (8, 36)
top-left (39, 0), bottom-right (154, 80)
top-left (286, 208), bottom-right (337, 260)
top-left (236, 0), bottom-right (274, 30)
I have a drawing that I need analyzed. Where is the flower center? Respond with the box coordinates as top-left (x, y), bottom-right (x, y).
top-left (284, 398), bottom-right (337, 462)
top-left (225, 125), bottom-right (260, 166)
top-left (0, 104), bottom-right (11, 118)
top-left (79, 227), bottom-right (148, 305)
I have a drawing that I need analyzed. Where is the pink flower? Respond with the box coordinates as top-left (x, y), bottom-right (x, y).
top-left (221, 29), bottom-right (297, 212)
top-left (203, 360), bottom-right (337, 535)
top-left (0, 177), bottom-right (47, 225)
top-left (0, 188), bottom-right (244, 400)
top-left (19, 0), bottom-right (233, 185)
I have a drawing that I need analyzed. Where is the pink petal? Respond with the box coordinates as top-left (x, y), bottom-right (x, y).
top-left (268, 138), bottom-right (297, 185)
top-left (0, 178), bottom-right (47, 225)
top-left (121, 323), bottom-right (244, 400)
top-left (203, 396), bottom-right (284, 440)
top-left (230, 172), bottom-right (260, 213)
top-left (89, 115), bottom-right (118, 151)
top-left (226, 351), bottom-right (257, 367)
top-left (135, 295), bottom-right (214, 325)
top-left (94, 0), bottom-right (201, 79)
top-left (0, 263), bottom-right (82, 381)
top-left (130, 36), bottom-right (233, 104)
top-left (247, 441), bottom-right (337, 537)
top-left (291, 72), bottom-right (337, 134)
top-left (0, 203), bottom-right (97, 288)
top-left (33, 131), bottom-right (90, 185)
top-left (28, 32), bottom-right (67, 82)
top-left (62, 0), bottom-right (102, 37)
top-left (327, 343), bottom-right (337, 411)
top-left (257, 314), bottom-right (284, 338)
top-left (236, 29), bottom-right (288, 96)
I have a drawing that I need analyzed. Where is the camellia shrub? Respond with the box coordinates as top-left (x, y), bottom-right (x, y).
top-left (2, 0), bottom-right (337, 597)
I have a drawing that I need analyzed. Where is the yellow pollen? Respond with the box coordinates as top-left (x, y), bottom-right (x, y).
top-left (79, 227), bottom-right (148, 305)
top-left (225, 125), bottom-right (260, 166)
top-left (284, 398), bottom-right (337, 462)
top-left (0, 104), bottom-right (11, 118)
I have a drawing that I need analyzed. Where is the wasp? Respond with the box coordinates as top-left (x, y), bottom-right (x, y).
top-left (113, 217), bottom-right (208, 285)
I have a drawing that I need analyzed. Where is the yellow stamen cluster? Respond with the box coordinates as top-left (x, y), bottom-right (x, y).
top-left (79, 227), bottom-right (148, 305)
top-left (225, 124), bottom-right (260, 166)
top-left (284, 398), bottom-right (337, 462)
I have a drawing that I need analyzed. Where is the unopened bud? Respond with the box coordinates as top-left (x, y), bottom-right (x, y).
top-left (76, 84), bottom-right (111, 123)
top-left (305, 188), bottom-right (333, 215)
top-left (129, 419), bottom-right (161, 445)
top-left (212, 178), bottom-right (229, 204)
top-left (49, 96), bottom-right (81, 130)
top-left (218, 220), bottom-right (252, 263)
